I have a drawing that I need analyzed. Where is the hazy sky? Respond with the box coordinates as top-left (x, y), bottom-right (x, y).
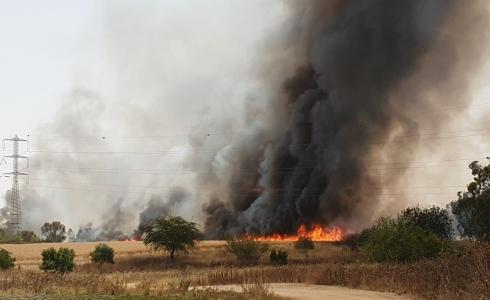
top-left (0, 1), bottom-right (103, 138)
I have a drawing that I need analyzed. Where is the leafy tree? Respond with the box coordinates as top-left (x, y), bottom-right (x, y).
top-left (90, 243), bottom-right (115, 266)
top-left (451, 161), bottom-right (490, 243)
top-left (18, 231), bottom-right (41, 243)
top-left (142, 216), bottom-right (200, 261)
top-left (362, 217), bottom-right (443, 262)
top-left (41, 221), bottom-right (66, 243)
top-left (294, 237), bottom-right (315, 262)
top-left (40, 247), bottom-right (75, 273)
top-left (226, 238), bottom-right (269, 265)
top-left (399, 206), bottom-right (453, 239)
top-left (270, 249), bottom-right (288, 265)
top-left (0, 248), bottom-right (15, 270)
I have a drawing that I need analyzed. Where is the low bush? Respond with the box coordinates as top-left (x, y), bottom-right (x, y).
top-left (227, 238), bottom-right (269, 265)
top-left (294, 237), bottom-right (315, 261)
top-left (362, 217), bottom-right (443, 262)
top-left (0, 248), bottom-right (15, 270)
top-left (40, 247), bottom-right (75, 273)
top-left (270, 249), bottom-right (288, 265)
top-left (90, 243), bottom-right (115, 266)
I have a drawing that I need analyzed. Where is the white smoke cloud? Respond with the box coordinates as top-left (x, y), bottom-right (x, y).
top-left (15, 0), bottom-right (291, 234)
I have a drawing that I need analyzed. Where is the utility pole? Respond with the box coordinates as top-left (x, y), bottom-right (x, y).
top-left (3, 135), bottom-right (28, 234)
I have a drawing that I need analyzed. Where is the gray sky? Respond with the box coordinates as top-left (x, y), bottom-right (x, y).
top-left (0, 1), bottom-right (103, 137)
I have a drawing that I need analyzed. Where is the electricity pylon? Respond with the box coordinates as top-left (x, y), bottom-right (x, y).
top-left (3, 135), bottom-right (29, 234)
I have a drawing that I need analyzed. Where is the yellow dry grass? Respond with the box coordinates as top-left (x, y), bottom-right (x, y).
top-left (1, 240), bottom-right (227, 269)
top-left (2, 241), bottom-right (145, 260)
top-left (0, 240), bottom-right (487, 299)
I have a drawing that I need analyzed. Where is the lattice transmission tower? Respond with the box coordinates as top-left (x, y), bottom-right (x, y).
top-left (3, 135), bottom-right (29, 234)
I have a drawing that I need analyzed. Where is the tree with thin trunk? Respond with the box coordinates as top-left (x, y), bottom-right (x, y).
top-left (142, 216), bottom-right (200, 261)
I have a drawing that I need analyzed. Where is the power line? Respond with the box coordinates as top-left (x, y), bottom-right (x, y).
top-left (18, 99), bottom-right (490, 142)
top-left (23, 160), bottom-right (475, 175)
top-left (25, 178), bottom-right (467, 191)
top-left (7, 127), bottom-right (490, 157)
top-left (25, 184), bottom-right (461, 197)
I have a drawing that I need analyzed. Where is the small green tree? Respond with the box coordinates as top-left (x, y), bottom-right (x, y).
top-left (41, 221), bottom-right (66, 243)
top-left (399, 206), bottom-right (453, 239)
top-left (18, 231), bottom-right (41, 243)
top-left (227, 238), bottom-right (269, 265)
top-left (362, 217), bottom-right (443, 263)
top-left (294, 237), bottom-right (315, 262)
top-left (0, 248), bottom-right (15, 270)
top-left (451, 161), bottom-right (490, 243)
top-left (40, 247), bottom-right (75, 273)
top-left (142, 216), bottom-right (200, 261)
top-left (270, 249), bottom-right (288, 265)
top-left (90, 243), bottom-right (115, 266)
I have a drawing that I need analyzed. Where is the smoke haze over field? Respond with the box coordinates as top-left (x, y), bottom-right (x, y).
top-left (1, 0), bottom-right (490, 238)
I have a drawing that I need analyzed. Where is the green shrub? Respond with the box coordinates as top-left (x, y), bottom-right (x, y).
top-left (90, 243), bottom-right (115, 265)
top-left (362, 217), bottom-right (443, 263)
top-left (270, 249), bottom-right (288, 265)
top-left (40, 247), bottom-right (75, 273)
top-left (294, 237), bottom-right (315, 261)
top-left (226, 238), bottom-right (269, 265)
top-left (399, 206), bottom-right (453, 239)
top-left (0, 248), bottom-right (15, 270)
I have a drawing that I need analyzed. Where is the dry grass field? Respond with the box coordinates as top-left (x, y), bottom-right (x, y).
top-left (2, 241), bottom-right (226, 270)
top-left (0, 240), bottom-right (488, 299)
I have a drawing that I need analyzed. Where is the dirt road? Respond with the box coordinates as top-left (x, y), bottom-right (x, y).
top-left (209, 283), bottom-right (412, 300)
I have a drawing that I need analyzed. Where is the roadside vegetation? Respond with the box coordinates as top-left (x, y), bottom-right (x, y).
top-left (226, 238), bottom-right (269, 265)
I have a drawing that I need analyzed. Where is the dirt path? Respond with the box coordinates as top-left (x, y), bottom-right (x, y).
top-left (207, 283), bottom-right (412, 300)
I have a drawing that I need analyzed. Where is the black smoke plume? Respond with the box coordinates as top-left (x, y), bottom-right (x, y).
top-left (198, 0), bottom-right (490, 238)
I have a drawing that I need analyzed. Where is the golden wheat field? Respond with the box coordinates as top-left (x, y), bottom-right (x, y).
top-left (1, 241), bottom-right (227, 269)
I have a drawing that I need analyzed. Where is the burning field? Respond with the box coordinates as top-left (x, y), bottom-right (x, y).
top-left (250, 224), bottom-right (344, 242)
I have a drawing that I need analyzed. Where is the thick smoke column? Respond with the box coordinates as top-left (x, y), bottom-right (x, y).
top-left (199, 0), bottom-right (490, 238)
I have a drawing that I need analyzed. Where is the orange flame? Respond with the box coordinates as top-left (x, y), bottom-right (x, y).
top-left (251, 224), bottom-right (343, 242)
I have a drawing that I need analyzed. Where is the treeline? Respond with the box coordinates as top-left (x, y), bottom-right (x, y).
top-left (0, 221), bottom-right (71, 244)
top-left (341, 159), bottom-right (490, 262)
